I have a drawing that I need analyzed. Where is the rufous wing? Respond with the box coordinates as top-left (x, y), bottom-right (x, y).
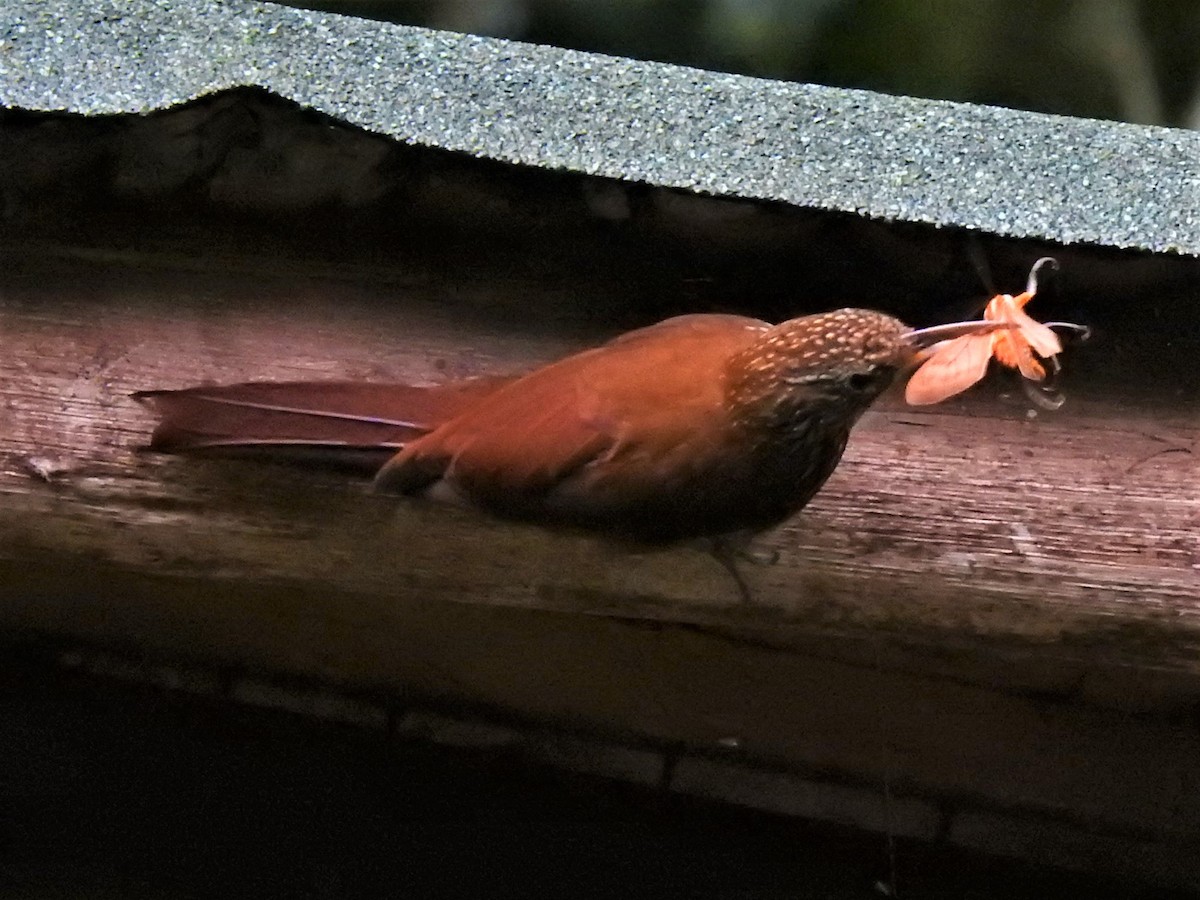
top-left (373, 314), bottom-right (770, 511)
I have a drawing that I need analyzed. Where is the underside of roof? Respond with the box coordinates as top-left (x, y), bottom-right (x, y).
top-left (1, 0), bottom-right (1196, 256)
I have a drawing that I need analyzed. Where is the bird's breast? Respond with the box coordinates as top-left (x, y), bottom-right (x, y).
top-left (530, 414), bottom-right (851, 543)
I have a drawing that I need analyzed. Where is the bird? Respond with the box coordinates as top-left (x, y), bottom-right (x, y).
top-left (134, 309), bottom-right (1000, 599)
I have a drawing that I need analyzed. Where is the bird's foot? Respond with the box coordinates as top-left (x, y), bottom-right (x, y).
top-left (736, 545), bottom-right (779, 567)
top-left (706, 536), bottom-right (775, 605)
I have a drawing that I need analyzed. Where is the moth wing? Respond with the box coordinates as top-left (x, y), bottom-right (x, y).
top-left (991, 295), bottom-right (1061, 380)
top-left (904, 334), bottom-right (995, 405)
top-left (1011, 306), bottom-right (1063, 359)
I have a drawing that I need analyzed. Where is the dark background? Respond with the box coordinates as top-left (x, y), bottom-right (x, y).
top-left (2, 649), bottom-right (1180, 900)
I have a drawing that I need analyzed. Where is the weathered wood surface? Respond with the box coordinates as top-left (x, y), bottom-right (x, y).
top-left (2, 247), bottom-right (1195, 671)
top-left (2, 246), bottom-right (1199, 872)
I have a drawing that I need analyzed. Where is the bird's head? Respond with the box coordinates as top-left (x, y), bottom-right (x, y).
top-left (726, 308), bottom-right (1000, 428)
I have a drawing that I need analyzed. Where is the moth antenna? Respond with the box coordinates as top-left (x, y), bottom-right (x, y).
top-left (1045, 321), bottom-right (1092, 342)
top-left (1026, 257), bottom-right (1060, 295)
top-left (1020, 351), bottom-right (1067, 410)
top-left (1021, 377), bottom-right (1066, 410)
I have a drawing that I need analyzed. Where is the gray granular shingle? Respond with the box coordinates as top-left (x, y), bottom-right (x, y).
top-left (2, 0), bottom-right (1197, 255)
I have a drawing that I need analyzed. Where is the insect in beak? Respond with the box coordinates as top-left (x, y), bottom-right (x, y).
top-left (904, 257), bottom-right (1089, 407)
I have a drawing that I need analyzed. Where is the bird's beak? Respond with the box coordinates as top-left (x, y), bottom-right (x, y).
top-left (903, 319), bottom-right (1008, 349)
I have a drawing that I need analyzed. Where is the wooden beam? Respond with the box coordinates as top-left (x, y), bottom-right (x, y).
top-left (2, 239), bottom-right (1198, 881)
top-left (2, 247), bottom-right (1195, 682)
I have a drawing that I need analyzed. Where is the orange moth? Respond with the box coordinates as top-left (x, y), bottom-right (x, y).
top-left (906, 257), bottom-right (1064, 406)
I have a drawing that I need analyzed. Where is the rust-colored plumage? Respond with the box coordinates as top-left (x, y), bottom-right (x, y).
top-left (136, 309), bottom-right (997, 546)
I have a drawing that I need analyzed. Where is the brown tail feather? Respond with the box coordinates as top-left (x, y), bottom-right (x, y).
top-left (133, 376), bottom-right (514, 471)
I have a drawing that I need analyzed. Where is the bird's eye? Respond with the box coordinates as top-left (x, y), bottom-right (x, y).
top-left (847, 369), bottom-right (877, 391)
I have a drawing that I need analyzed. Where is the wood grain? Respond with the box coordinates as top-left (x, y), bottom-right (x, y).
top-left (3, 245), bottom-right (1199, 861)
top-left (2, 246), bottom-right (1196, 694)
